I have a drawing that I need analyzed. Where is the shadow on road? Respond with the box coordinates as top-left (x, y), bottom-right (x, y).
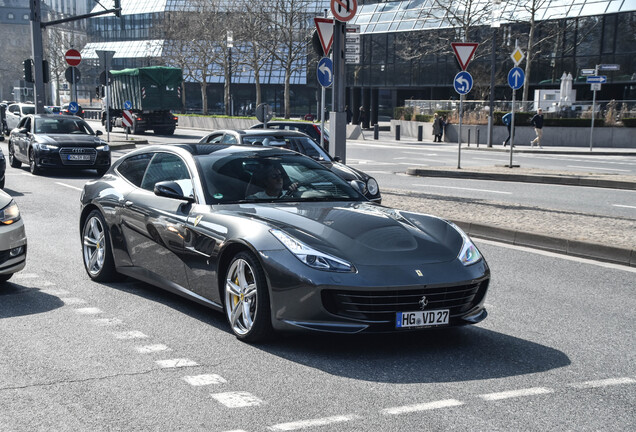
top-left (0, 283), bottom-right (64, 319)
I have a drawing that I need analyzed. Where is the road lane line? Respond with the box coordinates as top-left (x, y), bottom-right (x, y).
top-left (212, 391), bottom-right (263, 408)
top-left (55, 182), bottom-right (83, 191)
top-left (382, 399), bottom-right (464, 415)
top-left (112, 330), bottom-right (149, 339)
top-left (613, 204), bottom-right (636, 209)
top-left (75, 307), bottom-right (103, 315)
top-left (61, 297), bottom-right (86, 305)
top-left (268, 414), bottom-right (361, 431)
top-left (182, 374), bottom-right (227, 386)
top-left (569, 377), bottom-right (636, 389)
top-left (135, 344), bottom-right (170, 354)
top-left (155, 358), bottom-right (199, 368)
top-left (479, 387), bottom-right (553, 401)
top-left (92, 318), bottom-right (124, 326)
top-left (412, 184), bottom-right (512, 194)
top-left (566, 165), bottom-right (631, 172)
top-left (11, 273), bottom-right (39, 279)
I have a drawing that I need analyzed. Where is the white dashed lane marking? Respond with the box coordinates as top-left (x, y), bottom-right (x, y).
top-left (92, 318), bottom-right (124, 326)
top-left (61, 297), bottom-right (87, 305)
top-left (412, 184), bottom-right (512, 194)
top-left (55, 182), bottom-right (83, 191)
top-left (182, 374), bottom-right (227, 386)
top-left (136, 344), bottom-right (170, 354)
top-left (569, 377), bottom-right (636, 389)
top-left (112, 330), bottom-right (149, 340)
top-left (267, 414), bottom-right (361, 431)
top-left (75, 307), bottom-right (103, 315)
top-left (382, 399), bottom-right (464, 415)
top-left (479, 387), bottom-right (554, 401)
top-left (155, 358), bottom-right (199, 369)
top-left (211, 391), bottom-right (263, 408)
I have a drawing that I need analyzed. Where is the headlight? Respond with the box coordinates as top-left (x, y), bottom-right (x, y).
top-left (366, 177), bottom-right (379, 196)
top-left (96, 144), bottom-right (110, 151)
top-left (270, 229), bottom-right (354, 272)
top-left (39, 143), bottom-right (58, 151)
top-left (450, 223), bottom-right (482, 266)
top-left (0, 200), bottom-right (21, 225)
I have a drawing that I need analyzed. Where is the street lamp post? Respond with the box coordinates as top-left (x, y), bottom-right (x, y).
top-left (487, 0), bottom-right (501, 148)
top-left (226, 31), bottom-right (233, 116)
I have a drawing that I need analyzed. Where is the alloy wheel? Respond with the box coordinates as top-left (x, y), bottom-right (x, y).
top-left (83, 215), bottom-right (106, 277)
top-left (225, 258), bottom-right (258, 336)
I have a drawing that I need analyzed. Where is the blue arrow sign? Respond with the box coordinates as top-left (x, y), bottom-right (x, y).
top-left (317, 57), bottom-right (333, 88)
top-left (508, 67), bottom-right (525, 90)
top-left (453, 71), bottom-right (473, 95)
top-left (586, 75), bottom-right (607, 84)
top-left (124, 100), bottom-right (133, 110)
top-left (68, 101), bottom-right (79, 114)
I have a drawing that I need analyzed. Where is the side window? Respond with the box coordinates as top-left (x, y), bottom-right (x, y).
top-left (117, 153), bottom-right (153, 187)
top-left (206, 133), bottom-right (223, 143)
top-left (220, 134), bottom-right (238, 144)
top-left (23, 118), bottom-right (31, 132)
top-left (17, 117), bottom-right (28, 129)
top-left (140, 153), bottom-right (192, 193)
top-left (9, 105), bottom-right (18, 114)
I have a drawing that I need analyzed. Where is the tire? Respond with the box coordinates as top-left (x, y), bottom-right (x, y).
top-left (8, 141), bottom-right (21, 168)
top-left (29, 149), bottom-right (41, 175)
top-left (82, 210), bottom-right (118, 282)
top-left (224, 251), bottom-right (273, 342)
top-left (0, 274), bottom-right (13, 283)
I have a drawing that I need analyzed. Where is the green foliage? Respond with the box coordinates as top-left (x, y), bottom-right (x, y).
top-left (414, 114), bottom-right (433, 122)
top-left (493, 111), bottom-right (533, 125)
top-left (621, 118), bottom-right (636, 127)
top-left (394, 106), bottom-right (414, 120)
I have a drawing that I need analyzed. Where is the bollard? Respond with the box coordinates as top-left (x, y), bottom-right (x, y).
top-left (374, 123), bottom-right (379, 140)
top-left (467, 129), bottom-right (471, 147)
top-left (395, 125), bottom-right (400, 141)
top-left (417, 125), bottom-right (423, 141)
top-left (476, 129), bottom-right (480, 147)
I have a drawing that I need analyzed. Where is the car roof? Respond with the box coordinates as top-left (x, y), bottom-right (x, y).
top-left (212, 129), bottom-right (310, 137)
top-left (32, 114), bottom-right (82, 119)
top-left (127, 144), bottom-right (299, 158)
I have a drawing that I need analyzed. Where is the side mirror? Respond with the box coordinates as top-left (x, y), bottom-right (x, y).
top-left (154, 180), bottom-right (195, 203)
top-left (95, 130), bottom-right (103, 136)
top-left (333, 156), bottom-right (341, 162)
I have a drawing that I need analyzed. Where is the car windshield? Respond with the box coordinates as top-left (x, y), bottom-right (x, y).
top-left (194, 152), bottom-right (363, 204)
top-left (34, 117), bottom-right (94, 135)
top-left (242, 135), bottom-right (332, 162)
top-left (22, 106), bottom-right (35, 115)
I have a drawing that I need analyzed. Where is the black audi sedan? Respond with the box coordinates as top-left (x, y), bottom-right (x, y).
top-left (198, 129), bottom-right (381, 203)
top-left (8, 114), bottom-right (111, 175)
top-left (80, 144), bottom-right (490, 342)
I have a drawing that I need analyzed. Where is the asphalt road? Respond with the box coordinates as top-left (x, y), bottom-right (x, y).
top-left (0, 144), bottom-right (634, 431)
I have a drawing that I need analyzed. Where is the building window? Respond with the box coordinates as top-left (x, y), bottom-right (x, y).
top-left (8, 13), bottom-right (15, 19)
top-left (23, 14), bottom-right (29, 20)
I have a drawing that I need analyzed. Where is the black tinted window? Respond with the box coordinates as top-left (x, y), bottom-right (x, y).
top-left (117, 153), bottom-right (153, 187)
top-left (140, 153), bottom-right (192, 192)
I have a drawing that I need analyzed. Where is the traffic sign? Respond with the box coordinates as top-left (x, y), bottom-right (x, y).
top-left (581, 68), bottom-right (595, 75)
top-left (65, 49), bottom-right (81, 67)
top-left (68, 102), bottom-right (79, 114)
top-left (599, 64), bottom-right (620, 71)
top-left (124, 100), bottom-right (132, 110)
top-left (122, 110), bottom-right (133, 128)
top-left (454, 71), bottom-right (473, 95)
top-left (586, 75), bottom-right (607, 84)
top-left (345, 23), bottom-right (360, 64)
top-left (314, 17), bottom-right (334, 55)
top-left (451, 42), bottom-right (478, 71)
top-left (65, 66), bottom-right (80, 83)
top-left (255, 103), bottom-right (273, 123)
top-left (590, 83), bottom-right (601, 91)
top-left (510, 47), bottom-right (525, 66)
top-left (317, 57), bottom-right (334, 88)
top-left (331, 0), bottom-right (357, 22)
top-left (508, 67), bottom-right (525, 90)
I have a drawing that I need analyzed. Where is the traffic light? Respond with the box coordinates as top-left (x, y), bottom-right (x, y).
top-left (42, 60), bottom-right (50, 83)
top-left (114, 0), bottom-right (121, 17)
top-left (23, 59), bottom-right (34, 83)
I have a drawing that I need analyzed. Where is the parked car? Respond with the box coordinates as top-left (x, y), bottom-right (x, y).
top-left (61, 103), bottom-right (85, 118)
top-left (0, 189), bottom-right (27, 284)
top-left (8, 114), bottom-right (111, 176)
top-left (45, 105), bottom-right (62, 114)
top-left (80, 144), bottom-right (490, 342)
top-left (198, 129), bottom-right (380, 203)
top-left (250, 121), bottom-right (329, 150)
top-left (4, 103), bottom-right (35, 133)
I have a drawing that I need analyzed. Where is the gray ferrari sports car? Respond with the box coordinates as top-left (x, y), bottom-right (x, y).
top-left (79, 144), bottom-right (490, 342)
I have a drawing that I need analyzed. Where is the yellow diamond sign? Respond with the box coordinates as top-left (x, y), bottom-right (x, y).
top-left (511, 47), bottom-right (525, 66)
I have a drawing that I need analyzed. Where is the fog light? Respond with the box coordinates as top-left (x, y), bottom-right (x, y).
top-left (10, 246), bottom-right (24, 257)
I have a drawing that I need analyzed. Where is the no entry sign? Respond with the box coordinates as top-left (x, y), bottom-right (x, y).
top-left (65, 49), bottom-right (81, 67)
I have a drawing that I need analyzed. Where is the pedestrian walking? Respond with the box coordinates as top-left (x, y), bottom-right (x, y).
top-left (432, 113), bottom-right (442, 142)
top-left (502, 112), bottom-right (514, 147)
top-left (358, 106), bottom-right (366, 128)
top-left (345, 105), bottom-right (353, 124)
top-left (530, 108), bottom-right (544, 148)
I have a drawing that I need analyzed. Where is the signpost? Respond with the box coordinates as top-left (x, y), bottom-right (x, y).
top-left (345, 24), bottom-right (360, 64)
top-left (122, 110), bottom-right (133, 139)
top-left (65, 49), bottom-right (82, 106)
top-left (507, 66), bottom-right (525, 167)
top-left (96, 50), bottom-right (115, 142)
top-left (451, 42), bottom-right (478, 169)
top-left (317, 57), bottom-right (333, 88)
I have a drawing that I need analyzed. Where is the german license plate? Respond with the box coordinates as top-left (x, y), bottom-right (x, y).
top-left (396, 310), bottom-right (449, 329)
top-left (68, 154), bottom-right (90, 161)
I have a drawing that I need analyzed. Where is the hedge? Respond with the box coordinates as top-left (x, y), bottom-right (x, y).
top-left (621, 118), bottom-right (636, 127)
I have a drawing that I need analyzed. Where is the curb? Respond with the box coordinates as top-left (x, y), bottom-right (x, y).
top-left (406, 168), bottom-right (636, 190)
top-left (453, 220), bottom-right (636, 267)
top-left (108, 140), bottom-right (148, 151)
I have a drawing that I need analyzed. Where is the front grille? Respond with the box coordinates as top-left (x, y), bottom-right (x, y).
top-left (322, 281), bottom-right (488, 323)
top-left (59, 148), bottom-right (97, 166)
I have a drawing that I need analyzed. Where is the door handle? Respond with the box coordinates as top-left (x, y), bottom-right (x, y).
top-left (124, 200), bottom-right (133, 207)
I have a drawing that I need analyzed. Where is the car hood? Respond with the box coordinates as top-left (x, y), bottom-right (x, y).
top-left (228, 202), bottom-right (463, 265)
top-left (36, 134), bottom-right (103, 146)
top-left (320, 161), bottom-right (368, 182)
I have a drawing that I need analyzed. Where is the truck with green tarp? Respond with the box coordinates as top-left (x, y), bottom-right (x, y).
top-left (101, 66), bottom-right (182, 135)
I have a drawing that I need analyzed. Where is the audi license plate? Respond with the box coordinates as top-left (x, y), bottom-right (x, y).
top-left (396, 310), bottom-right (449, 329)
top-left (68, 154), bottom-right (90, 161)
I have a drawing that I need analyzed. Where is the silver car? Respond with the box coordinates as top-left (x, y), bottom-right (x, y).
top-left (0, 190), bottom-right (27, 283)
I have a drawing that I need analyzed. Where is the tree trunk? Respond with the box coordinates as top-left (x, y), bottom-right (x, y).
top-left (224, 67), bottom-right (231, 116)
top-left (284, 68), bottom-right (291, 119)
top-left (522, 16), bottom-right (535, 109)
top-left (201, 80), bottom-right (208, 115)
top-left (254, 69), bottom-right (262, 107)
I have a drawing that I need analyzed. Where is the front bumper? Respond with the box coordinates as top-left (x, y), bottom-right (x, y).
top-left (0, 218), bottom-right (27, 275)
top-left (37, 148), bottom-right (111, 170)
top-left (260, 250), bottom-right (490, 334)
